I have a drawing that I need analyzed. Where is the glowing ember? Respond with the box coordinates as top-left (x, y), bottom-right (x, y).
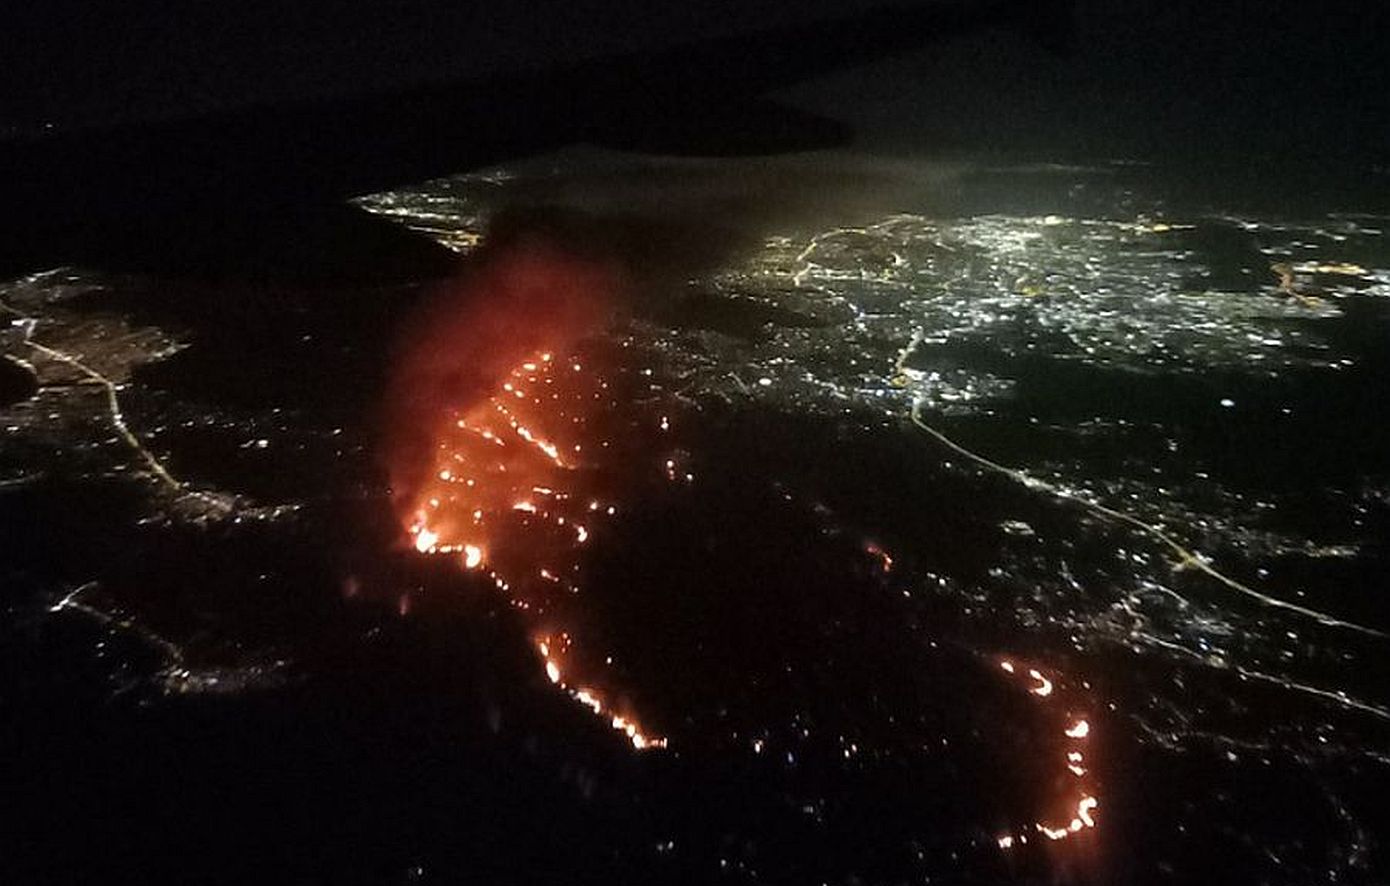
top-left (1037, 822), bottom-right (1072, 841)
top-left (412, 527), bottom-right (439, 554)
top-left (1078, 795), bottom-right (1098, 828)
top-left (863, 541), bottom-right (894, 573)
top-left (536, 636), bottom-right (666, 749)
top-left (463, 544), bottom-right (484, 569)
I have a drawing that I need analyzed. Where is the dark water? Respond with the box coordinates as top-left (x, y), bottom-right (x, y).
top-left (3, 151), bottom-right (1389, 884)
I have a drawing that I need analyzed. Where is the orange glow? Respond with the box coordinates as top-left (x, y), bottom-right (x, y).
top-left (382, 238), bottom-right (623, 515)
top-left (382, 238), bottom-right (667, 751)
top-left (863, 541), bottom-right (894, 573)
top-left (995, 657), bottom-right (1100, 848)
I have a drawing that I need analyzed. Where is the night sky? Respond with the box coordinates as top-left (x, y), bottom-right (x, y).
top-left (6, 0), bottom-right (1388, 171)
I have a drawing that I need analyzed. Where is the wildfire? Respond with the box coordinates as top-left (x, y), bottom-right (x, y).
top-left (994, 660), bottom-right (1101, 849)
top-left (381, 236), bottom-right (1102, 846)
top-left (383, 240), bottom-right (666, 750)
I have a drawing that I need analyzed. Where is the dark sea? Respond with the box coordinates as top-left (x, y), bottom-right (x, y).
top-left (3, 149), bottom-right (1389, 885)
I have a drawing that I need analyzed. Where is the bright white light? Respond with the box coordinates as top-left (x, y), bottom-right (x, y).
top-left (463, 545), bottom-right (483, 569)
